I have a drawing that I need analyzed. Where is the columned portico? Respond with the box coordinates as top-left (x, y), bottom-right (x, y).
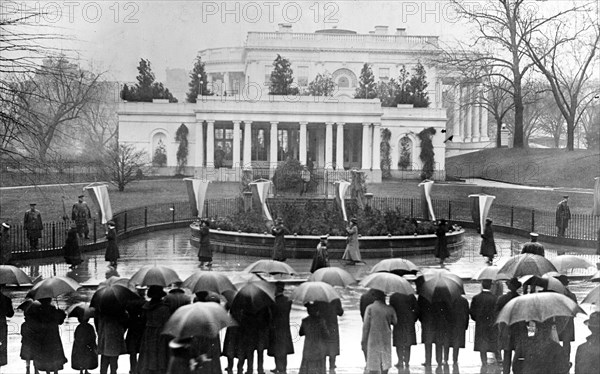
top-left (372, 123), bottom-right (381, 170)
top-left (299, 121), bottom-right (308, 165)
top-left (195, 122), bottom-right (204, 167)
top-left (325, 122), bottom-right (334, 169)
top-left (452, 86), bottom-right (462, 142)
top-left (463, 86), bottom-right (472, 142)
top-left (206, 120), bottom-right (215, 166)
top-left (336, 122), bottom-right (344, 170)
top-left (479, 85), bottom-right (489, 141)
top-left (243, 120), bottom-right (252, 169)
top-left (362, 122), bottom-right (372, 169)
top-left (232, 120), bottom-right (241, 168)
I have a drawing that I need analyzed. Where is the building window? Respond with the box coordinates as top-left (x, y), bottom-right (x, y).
top-left (379, 68), bottom-right (390, 80)
top-left (338, 76), bottom-right (349, 88)
top-left (277, 129), bottom-right (288, 161)
top-left (215, 128), bottom-right (233, 167)
top-left (265, 65), bottom-right (272, 86)
top-left (298, 66), bottom-right (308, 87)
top-left (252, 128), bottom-right (267, 161)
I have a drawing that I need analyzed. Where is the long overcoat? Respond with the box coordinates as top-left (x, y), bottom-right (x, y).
top-left (271, 224), bottom-right (288, 261)
top-left (137, 299), bottom-right (171, 373)
top-left (389, 292), bottom-right (418, 347)
top-left (268, 294), bottom-right (295, 358)
top-left (434, 224), bottom-right (449, 260)
top-left (24, 209), bottom-right (43, 239)
top-left (63, 227), bottom-right (83, 265)
top-left (418, 296), bottom-right (452, 345)
top-left (0, 229), bottom-right (11, 264)
top-left (125, 296), bottom-right (146, 354)
top-left (362, 300), bottom-right (397, 372)
top-left (71, 321), bottom-right (98, 370)
top-left (558, 288), bottom-right (577, 343)
top-left (298, 314), bottom-right (330, 374)
top-left (495, 290), bottom-right (521, 350)
top-left (198, 225), bottom-right (212, 262)
top-left (316, 299), bottom-right (343, 357)
top-left (310, 243), bottom-right (329, 273)
top-left (105, 227), bottom-right (120, 262)
top-left (556, 202), bottom-right (571, 230)
top-left (575, 334), bottom-right (600, 374)
top-left (0, 294), bottom-right (14, 366)
top-left (480, 224), bottom-right (497, 258)
top-left (71, 202), bottom-right (91, 232)
top-left (29, 302), bottom-right (68, 372)
top-left (96, 313), bottom-right (127, 357)
top-left (470, 290), bottom-right (499, 352)
top-left (450, 296), bottom-right (469, 348)
top-left (342, 224), bottom-right (361, 262)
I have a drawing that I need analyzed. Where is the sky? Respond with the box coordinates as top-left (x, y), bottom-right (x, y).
top-left (2, 0), bottom-right (588, 82)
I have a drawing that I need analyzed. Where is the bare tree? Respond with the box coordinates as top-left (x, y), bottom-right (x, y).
top-left (442, 0), bottom-right (585, 148)
top-left (102, 143), bottom-right (149, 192)
top-left (81, 81), bottom-right (119, 157)
top-left (524, 8), bottom-right (600, 150)
top-left (537, 94), bottom-right (566, 148)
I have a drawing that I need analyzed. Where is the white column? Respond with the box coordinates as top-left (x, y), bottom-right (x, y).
top-left (453, 85), bottom-right (462, 142)
top-left (224, 72), bottom-right (230, 94)
top-left (463, 86), bottom-right (472, 142)
top-left (372, 123), bottom-right (381, 170)
top-left (206, 120), bottom-right (215, 167)
top-left (194, 121), bottom-right (204, 167)
top-left (361, 122), bottom-right (372, 169)
top-left (480, 86), bottom-right (490, 141)
top-left (232, 120), bottom-right (241, 169)
top-left (243, 121), bottom-right (252, 169)
top-left (336, 122), bottom-right (345, 170)
top-left (436, 81), bottom-right (442, 108)
top-left (299, 121), bottom-right (308, 165)
top-left (270, 121), bottom-right (278, 169)
top-left (472, 85), bottom-right (480, 142)
top-left (325, 122), bottom-right (334, 169)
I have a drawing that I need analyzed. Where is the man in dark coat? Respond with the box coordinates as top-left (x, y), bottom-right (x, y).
top-left (197, 219), bottom-right (212, 267)
top-left (495, 278), bottom-right (523, 374)
top-left (310, 236), bottom-right (329, 273)
top-left (389, 292), bottom-right (418, 368)
top-left (480, 218), bottom-right (496, 264)
top-left (513, 321), bottom-right (570, 374)
top-left (449, 295), bottom-right (469, 366)
top-left (24, 203), bottom-right (43, 250)
top-left (556, 195), bottom-right (571, 237)
top-left (470, 279), bottom-right (502, 366)
top-left (0, 223), bottom-right (12, 265)
top-left (268, 282), bottom-right (294, 374)
top-left (271, 218), bottom-right (288, 262)
top-left (521, 232), bottom-right (545, 256)
top-left (316, 298), bottom-right (343, 373)
top-left (575, 312), bottom-right (600, 374)
top-left (72, 194), bottom-right (91, 240)
top-left (126, 286), bottom-right (147, 374)
top-left (434, 219), bottom-right (449, 266)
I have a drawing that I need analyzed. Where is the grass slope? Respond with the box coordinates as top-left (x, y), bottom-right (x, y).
top-left (446, 148), bottom-right (600, 188)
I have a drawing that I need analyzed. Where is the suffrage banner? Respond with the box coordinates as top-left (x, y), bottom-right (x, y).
top-left (418, 180), bottom-right (436, 221)
top-left (593, 177), bottom-right (600, 216)
top-left (183, 178), bottom-right (210, 217)
top-left (333, 180), bottom-right (351, 222)
top-left (250, 180), bottom-right (273, 222)
top-left (84, 182), bottom-right (113, 224)
top-left (469, 194), bottom-right (496, 234)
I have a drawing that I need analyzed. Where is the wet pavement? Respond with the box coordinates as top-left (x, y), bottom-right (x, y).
top-left (3, 228), bottom-right (599, 374)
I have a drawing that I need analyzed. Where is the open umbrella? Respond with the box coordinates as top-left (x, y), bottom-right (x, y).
top-left (472, 265), bottom-right (500, 281)
top-left (91, 283), bottom-right (139, 315)
top-left (370, 258), bottom-right (419, 276)
top-left (550, 255), bottom-right (594, 273)
top-left (582, 285), bottom-right (600, 305)
top-left (419, 269), bottom-right (464, 304)
top-left (230, 282), bottom-right (276, 316)
top-left (496, 292), bottom-right (585, 326)
top-left (243, 260), bottom-right (296, 275)
top-left (66, 302), bottom-right (95, 319)
top-left (591, 271), bottom-right (600, 283)
top-left (308, 267), bottom-right (356, 287)
top-left (292, 281), bottom-right (340, 304)
top-left (26, 276), bottom-right (81, 300)
top-left (522, 274), bottom-right (566, 294)
top-left (129, 265), bottom-right (181, 287)
top-left (0, 265), bottom-right (31, 285)
top-left (182, 271), bottom-right (237, 295)
top-left (99, 276), bottom-right (131, 289)
top-left (359, 273), bottom-right (414, 295)
top-left (229, 272), bottom-right (264, 287)
top-left (496, 254), bottom-right (557, 280)
top-left (162, 302), bottom-right (236, 338)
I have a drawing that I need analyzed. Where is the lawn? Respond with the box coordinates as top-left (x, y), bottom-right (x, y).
top-left (446, 148), bottom-right (600, 188)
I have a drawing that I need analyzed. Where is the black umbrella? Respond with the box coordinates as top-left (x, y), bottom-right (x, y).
top-left (229, 282), bottom-right (276, 318)
top-left (91, 283), bottom-right (139, 316)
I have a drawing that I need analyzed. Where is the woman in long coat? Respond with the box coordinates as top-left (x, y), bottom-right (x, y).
top-left (480, 219), bottom-right (496, 264)
top-left (104, 221), bottom-right (119, 266)
top-left (197, 219), bottom-right (212, 267)
top-left (271, 218), bottom-right (288, 261)
top-left (299, 303), bottom-right (330, 374)
top-left (96, 311), bottom-right (127, 374)
top-left (268, 283), bottom-right (294, 374)
top-left (342, 218), bottom-right (362, 264)
top-left (362, 291), bottom-right (397, 374)
top-left (138, 286), bottom-right (171, 374)
top-left (64, 224), bottom-right (83, 267)
top-left (72, 315), bottom-right (98, 373)
top-left (434, 219), bottom-right (449, 266)
top-left (389, 292), bottom-right (418, 368)
top-left (0, 287), bottom-right (14, 369)
top-left (315, 298), bottom-right (343, 372)
top-left (29, 298), bottom-right (68, 373)
top-left (310, 236), bottom-right (329, 273)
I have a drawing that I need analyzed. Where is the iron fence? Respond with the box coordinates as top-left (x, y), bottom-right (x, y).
top-left (4, 196), bottom-right (598, 256)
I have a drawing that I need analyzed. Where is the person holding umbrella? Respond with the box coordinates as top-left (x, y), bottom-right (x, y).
top-left (28, 298), bottom-right (68, 374)
top-left (495, 278), bottom-right (524, 374)
top-left (512, 321), bottom-right (570, 374)
top-left (191, 291), bottom-right (223, 374)
top-left (480, 218), bottom-right (497, 265)
top-left (96, 309), bottom-right (127, 374)
top-left (342, 218), bottom-right (363, 265)
top-left (271, 218), bottom-right (288, 262)
top-left (555, 274), bottom-right (577, 359)
top-left (126, 285), bottom-right (147, 374)
top-left (138, 285), bottom-right (171, 374)
top-left (434, 219), bottom-right (449, 267)
top-left (298, 302), bottom-right (330, 374)
top-left (197, 218), bottom-right (213, 267)
top-left (575, 311), bottom-right (600, 374)
top-left (310, 236), bottom-right (330, 273)
top-left (362, 289), bottom-right (397, 374)
top-left (389, 290), bottom-right (418, 368)
top-left (268, 282), bottom-right (294, 374)
top-left (470, 279), bottom-right (502, 367)
top-left (166, 337), bottom-right (194, 374)
top-left (236, 306), bottom-right (271, 374)
top-left (105, 221), bottom-right (119, 267)
top-left (315, 298), bottom-right (343, 373)
top-left (0, 284), bottom-right (14, 371)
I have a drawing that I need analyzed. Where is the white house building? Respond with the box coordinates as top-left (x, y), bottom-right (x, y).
top-left (118, 24), bottom-right (491, 183)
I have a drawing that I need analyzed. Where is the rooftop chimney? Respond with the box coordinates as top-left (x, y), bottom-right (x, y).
top-left (396, 28), bottom-right (406, 36)
top-left (278, 23), bottom-right (292, 32)
top-left (374, 25), bottom-right (389, 35)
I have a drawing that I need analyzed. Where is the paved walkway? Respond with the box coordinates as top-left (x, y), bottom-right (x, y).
top-left (3, 228), bottom-right (599, 374)
top-left (455, 178), bottom-right (594, 194)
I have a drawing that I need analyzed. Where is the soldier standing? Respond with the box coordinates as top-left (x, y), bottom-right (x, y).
top-left (72, 194), bottom-right (91, 241)
top-left (556, 195), bottom-right (571, 237)
top-left (23, 203), bottom-right (43, 250)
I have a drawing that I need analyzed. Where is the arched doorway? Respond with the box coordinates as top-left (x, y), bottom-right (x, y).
top-left (398, 135), bottom-right (413, 170)
top-left (152, 132), bottom-right (168, 166)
